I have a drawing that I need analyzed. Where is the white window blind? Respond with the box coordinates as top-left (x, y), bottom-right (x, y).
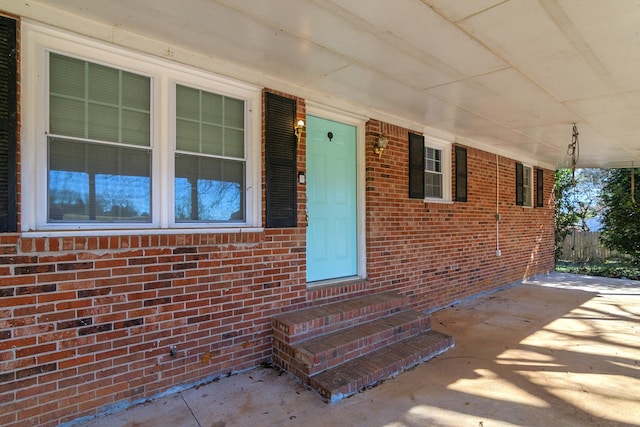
top-left (174, 84), bottom-right (246, 222)
top-left (48, 53), bottom-right (151, 222)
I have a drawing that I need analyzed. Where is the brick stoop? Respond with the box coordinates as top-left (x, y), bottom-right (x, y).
top-left (272, 292), bottom-right (454, 403)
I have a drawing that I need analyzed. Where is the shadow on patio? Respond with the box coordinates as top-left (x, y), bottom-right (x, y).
top-left (73, 273), bottom-right (640, 427)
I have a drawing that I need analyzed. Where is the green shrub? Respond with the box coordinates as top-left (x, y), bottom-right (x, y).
top-left (556, 260), bottom-right (640, 280)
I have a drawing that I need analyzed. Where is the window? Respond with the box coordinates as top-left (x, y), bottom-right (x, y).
top-left (425, 146), bottom-right (443, 198)
top-left (23, 24), bottom-right (261, 232)
top-left (515, 163), bottom-right (533, 207)
top-left (48, 53), bottom-right (152, 223)
top-left (408, 132), bottom-right (452, 202)
top-left (174, 85), bottom-right (245, 222)
top-left (522, 166), bottom-right (533, 207)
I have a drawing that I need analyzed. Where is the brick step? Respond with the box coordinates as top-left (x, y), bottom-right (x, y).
top-left (309, 330), bottom-right (454, 403)
top-left (272, 291), bottom-right (407, 344)
top-left (292, 310), bottom-right (431, 376)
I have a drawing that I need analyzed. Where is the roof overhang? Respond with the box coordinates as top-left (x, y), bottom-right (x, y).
top-left (5, 0), bottom-right (640, 169)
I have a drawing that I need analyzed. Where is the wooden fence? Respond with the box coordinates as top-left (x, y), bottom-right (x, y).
top-left (559, 230), bottom-right (620, 262)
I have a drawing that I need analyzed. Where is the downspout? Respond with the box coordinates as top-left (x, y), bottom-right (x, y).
top-left (496, 154), bottom-right (501, 257)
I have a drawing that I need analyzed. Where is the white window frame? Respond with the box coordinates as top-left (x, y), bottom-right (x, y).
top-left (21, 22), bottom-right (262, 234)
top-left (423, 136), bottom-right (452, 203)
top-left (522, 164), bottom-right (533, 208)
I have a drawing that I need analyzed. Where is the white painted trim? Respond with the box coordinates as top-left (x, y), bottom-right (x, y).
top-left (455, 135), bottom-right (555, 171)
top-left (306, 101), bottom-right (368, 125)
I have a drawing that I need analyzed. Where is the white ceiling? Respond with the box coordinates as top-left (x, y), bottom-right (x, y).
top-left (9, 0), bottom-right (640, 168)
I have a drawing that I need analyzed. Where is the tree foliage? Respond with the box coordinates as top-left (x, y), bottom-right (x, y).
top-left (554, 169), bottom-right (578, 258)
top-left (600, 168), bottom-right (640, 261)
top-left (570, 169), bottom-right (605, 230)
top-left (554, 168), bottom-right (605, 259)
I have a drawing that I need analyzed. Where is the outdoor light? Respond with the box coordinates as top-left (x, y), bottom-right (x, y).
top-left (374, 135), bottom-right (389, 159)
top-left (295, 119), bottom-right (305, 144)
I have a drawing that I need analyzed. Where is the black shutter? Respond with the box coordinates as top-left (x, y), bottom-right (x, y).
top-left (0, 16), bottom-right (17, 233)
top-left (515, 162), bottom-right (524, 206)
top-left (536, 168), bottom-right (544, 207)
top-left (455, 145), bottom-right (467, 202)
top-left (408, 132), bottom-right (425, 199)
top-left (265, 93), bottom-right (297, 228)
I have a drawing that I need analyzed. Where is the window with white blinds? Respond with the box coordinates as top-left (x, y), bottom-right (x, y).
top-left (175, 84), bottom-right (246, 222)
top-left (48, 53), bottom-right (152, 222)
top-left (22, 23), bottom-right (261, 232)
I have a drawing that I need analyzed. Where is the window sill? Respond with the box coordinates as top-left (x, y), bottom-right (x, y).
top-left (423, 198), bottom-right (454, 204)
top-left (21, 226), bottom-right (265, 239)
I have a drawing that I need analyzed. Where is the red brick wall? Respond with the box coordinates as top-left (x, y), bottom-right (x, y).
top-left (364, 120), bottom-right (554, 312)
top-left (0, 50), bottom-right (553, 427)
top-left (0, 231), bottom-right (307, 426)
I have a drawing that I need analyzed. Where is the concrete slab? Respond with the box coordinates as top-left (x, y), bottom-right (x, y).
top-left (73, 273), bottom-right (640, 427)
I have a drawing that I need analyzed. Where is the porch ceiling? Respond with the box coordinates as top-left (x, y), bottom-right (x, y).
top-left (13, 0), bottom-right (640, 169)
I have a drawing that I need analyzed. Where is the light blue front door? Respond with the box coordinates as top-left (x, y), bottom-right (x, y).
top-left (306, 115), bottom-right (358, 283)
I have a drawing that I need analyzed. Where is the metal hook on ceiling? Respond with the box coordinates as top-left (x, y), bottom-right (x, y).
top-left (567, 123), bottom-right (580, 185)
top-left (632, 161), bottom-right (636, 205)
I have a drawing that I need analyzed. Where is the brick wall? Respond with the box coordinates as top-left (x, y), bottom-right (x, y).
top-left (0, 231), bottom-right (307, 426)
top-left (0, 84), bottom-right (311, 425)
top-left (0, 55), bottom-right (553, 427)
top-left (364, 120), bottom-right (554, 312)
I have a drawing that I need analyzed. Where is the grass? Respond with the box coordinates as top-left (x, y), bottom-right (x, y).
top-left (556, 259), bottom-right (640, 280)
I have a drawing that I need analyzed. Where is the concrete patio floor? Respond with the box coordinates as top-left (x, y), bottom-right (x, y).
top-left (72, 272), bottom-right (640, 427)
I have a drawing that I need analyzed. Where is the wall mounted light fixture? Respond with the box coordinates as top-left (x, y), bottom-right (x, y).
top-left (295, 119), bottom-right (305, 144)
top-left (374, 135), bottom-right (389, 159)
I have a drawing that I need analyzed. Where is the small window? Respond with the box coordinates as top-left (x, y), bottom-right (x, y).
top-left (425, 146), bottom-right (443, 199)
top-left (408, 132), bottom-right (451, 202)
top-left (515, 162), bottom-right (533, 207)
top-left (523, 166), bottom-right (533, 207)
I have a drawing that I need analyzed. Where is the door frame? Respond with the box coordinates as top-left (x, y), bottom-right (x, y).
top-left (305, 101), bottom-right (367, 283)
